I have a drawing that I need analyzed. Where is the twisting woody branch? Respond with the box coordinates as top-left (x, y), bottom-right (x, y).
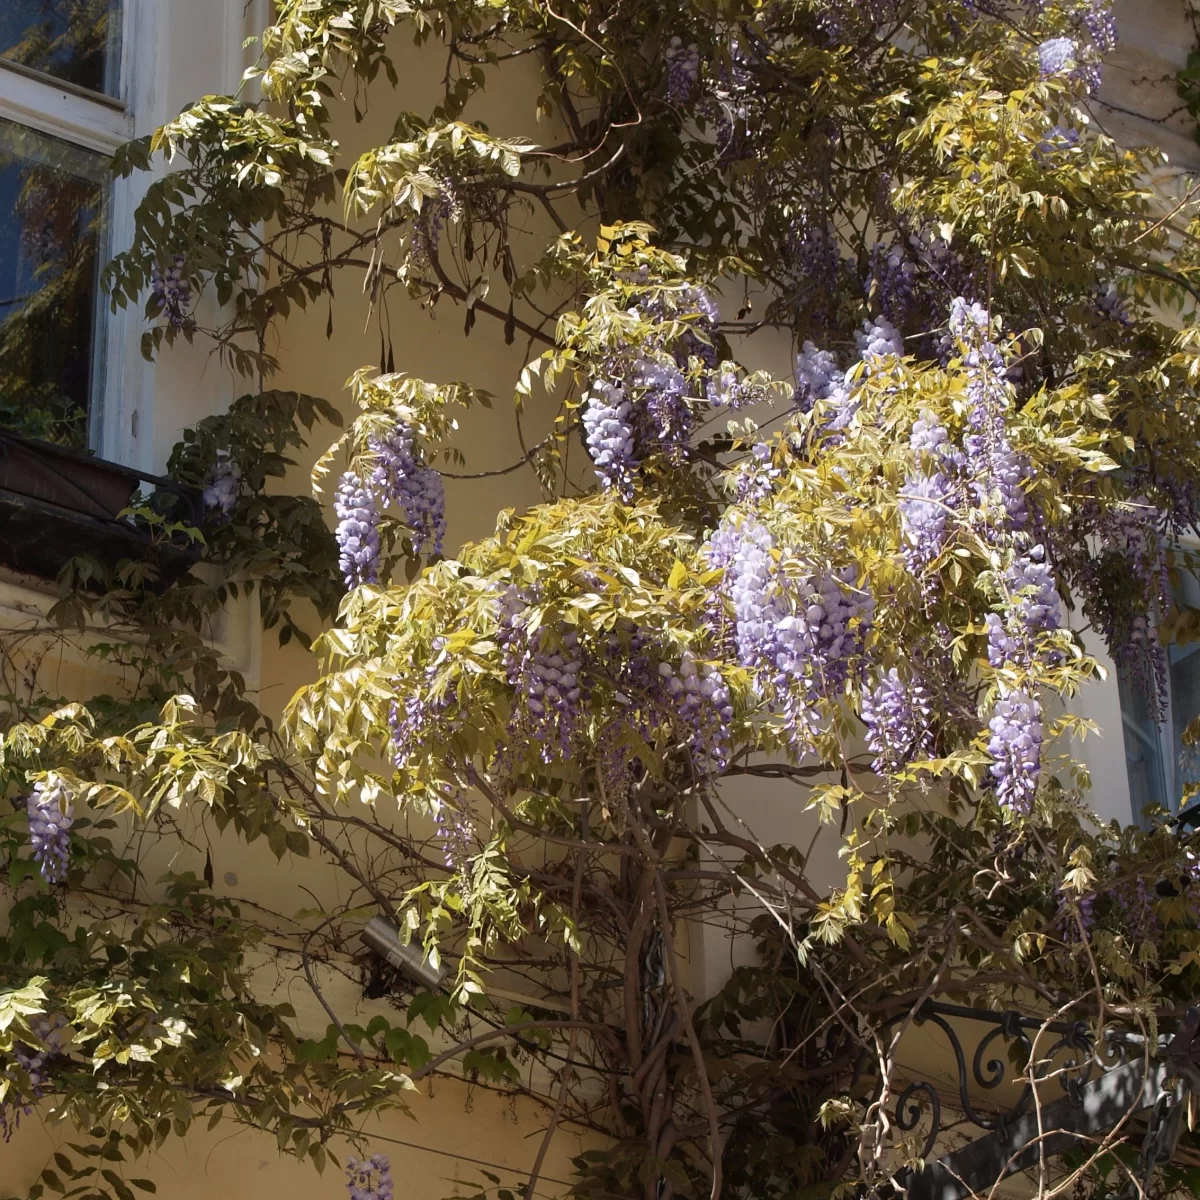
top-left (6, 1), bottom-right (1200, 1199)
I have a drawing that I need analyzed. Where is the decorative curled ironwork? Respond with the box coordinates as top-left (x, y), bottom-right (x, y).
top-left (859, 1000), bottom-right (1147, 1159)
top-left (895, 1080), bottom-right (941, 1161)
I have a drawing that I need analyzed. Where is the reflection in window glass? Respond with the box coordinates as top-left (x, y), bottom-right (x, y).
top-left (0, 0), bottom-right (121, 97)
top-left (1169, 569), bottom-right (1200, 810)
top-left (0, 119), bottom-right (107, 447)
top-left (1118, 568), bottom-right (1200, 823)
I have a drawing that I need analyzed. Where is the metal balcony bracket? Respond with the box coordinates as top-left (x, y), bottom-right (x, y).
top-left (886, 1003), bottom-right (1200, 1200)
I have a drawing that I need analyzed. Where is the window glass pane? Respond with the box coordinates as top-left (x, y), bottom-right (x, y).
top-left (1118, 667), bottom-right (1169, 827)
top-left (1118, 567), bottom-right (1200, 822)
top-left (0, 0), bottom-right (121, 97)
top-left (1169, 569), bottom-right (1200, 811)
top-left (0, 119), bottom-right (107, 448)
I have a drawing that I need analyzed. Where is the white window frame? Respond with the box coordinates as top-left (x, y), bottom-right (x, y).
top-left (0, 1), bottom-right (135, 460)
top-left (0, 0), bottom-right (267, 471)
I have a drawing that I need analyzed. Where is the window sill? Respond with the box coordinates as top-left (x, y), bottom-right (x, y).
top-left (0, 431), bottom-right (201, 585)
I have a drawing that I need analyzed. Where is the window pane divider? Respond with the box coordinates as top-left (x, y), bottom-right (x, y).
top-left (0, 60), bottom-right (130, 154)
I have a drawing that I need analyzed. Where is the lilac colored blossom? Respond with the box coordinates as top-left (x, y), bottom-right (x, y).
top-left (986, 546), bottom-right (1063, 668)
top-left (0, 1014), bottom-right (68, 1140)
top-left (912, 229), bottom-right (974, 305)
top-left (635, 357), bottom-right (692, 459)
top-left (665, 37), bottom-right (701, 104)
top-left (346, 1154), bottom-right (395, 1200)
top-left (1007, 545), bottom-right (1063, 636)
top-left (1055, 889), bottom-right (1095, 942)
top-left (861, 668), bottom-right (934, 775)
top-left (787, 223), bottom-right (846, 320)
top-left (703, 516), bottom-right (743, 573)
top-left (869, 242), bottom-right (920, 326)
top-left (987, 688), bottom-right (1043, 812)
top-left (899, 471), bottom-right (953, 571)
top-left (202, 456), bottom-right (240, 516)
top-left (911, 410), bottom-right (967, 470)
top-left (370, 424), bottom-right (446, 556)
top-left (334, 471), bottom-right (380, 587)
top-left (433, 784), bottom-right (472, 869)
top-left (950, 298), bottom-right (1031, 534)
top-left (1096, 284), bottom-right (1131, 325)
top-left (855, 315), bottom-right (904, 365)
top-left (1034, 123), bottom-right (1079, 161)
top-left (390, 656), bottom-right (460, 771)
top-left (583, 382), bottom-right (638, 499)
top-left (410, 173), bottom-right (462, 266)
top-left (1083, 1), bottom-right (1117, 54)
top-left (707, 363), bottom-right (763, 410)
top-left (497, 588), bottom-right (585, 760)
top-left (150, 254), bottom-right (191, 327)
top-left (728, 519), bottom-right (785, 671)
top-left (1038, 37), bottom-right (1078, 78)
top-left (737, 442), bottom-right (781, 501)
top-left (793, 340), bottom-right (856, 428)
top-left (657, 651), bottom-right (734, 771)
top-left (794, 341), bottom-right (841, 411)
top-left (1110, 876), bottom-right (1159, 942)
top-left (28, 776), bottom-right (72, 884)
top-left (723, 518), bottom-right (872, 748)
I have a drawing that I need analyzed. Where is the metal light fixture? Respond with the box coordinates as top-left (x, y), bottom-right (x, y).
top-left (360, 915), bottom-right (446, 991)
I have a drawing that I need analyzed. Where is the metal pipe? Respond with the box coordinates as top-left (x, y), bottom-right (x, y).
top-left (360, 915), bottom-right (446, 991)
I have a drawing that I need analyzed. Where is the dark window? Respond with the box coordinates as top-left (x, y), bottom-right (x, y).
top-left (0, 119), bottom-right (107, 447)
top-left (0, 0), bottom-right (122, 97)
top-left (1119, 568), bottom-right (1200, 822)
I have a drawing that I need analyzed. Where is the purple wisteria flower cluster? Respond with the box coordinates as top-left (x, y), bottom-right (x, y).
top-left (334, 471), bottom-right (381, 587)
top-left (496, 586), bottom-right (585, 760)
top-left (722, 516), bottom-right (873, 751)
top-left (950, 298), bottom-right (1031, 535)
top-left (944, 299), bottom-right (1053, 812)
top-left (869, 229), bottom-right (976, 329)
top-left (28, 776), bottom-right (72, 884)
top-left (985, 545), bottom-right (1064, 667)
top-left (1078, 500), bottom-right (1171, 717)
top-left (409, 172), bottom-right (463, 266)
top-left (346, 1154), bottom-right (394, 1200)
top-left (1, 1015), bottom-right (69, 1140)
top-left (582, 280), bottom-right (758, 492)
top-left (658, 650), bottom-right (734, 772)
top-left (333, 417), bottom-right (447, 587)
top-left (202, 454), bottom-right (241, 517)
top-left (987, 688), bottom-right (1044, 812)
top-left (900, 409), bottom-right (966, 573)
top-left (150, 255), bottom-right (191, 327)
top-left (862, 668), bottom-right (934, 776)
top-left (665, 37), bottom-right (701, 105)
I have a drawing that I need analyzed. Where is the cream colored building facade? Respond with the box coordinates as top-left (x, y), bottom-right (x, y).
top-left (0, 0), bottom-right (1198, 1195)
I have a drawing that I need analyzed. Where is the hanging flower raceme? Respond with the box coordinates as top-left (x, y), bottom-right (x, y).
top-left (657, 650), bottom-right (734, 773)
top-left (721, 516), bottom-right (873, 751)
top-left (150, 254), bottom-right (191, 327)
top-left (583, 382), bottom-right (638, 499)
top-left (370, 423), bottom-right (446, 556)
top-left (346, 1154), bottom-right (395, 1200)
top-left (333, 413), bottom-right (447, 587)
top-left (861, 668), bottom-right (935, 777)
top-left (987, 688), bottom-right (1044, 813)
top-left (949, 298), bottom-right (1031, 536)
top-left (334, 471), bottom-right (381, 588)
top-left (28, 775), bottom-right (73, 884)
top-left (496, 586), bottom-right (585, 761)
top-left (0, 1015), bottom-right (69, 1141)
top-left (665, 37), bottom-right (701, 104)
